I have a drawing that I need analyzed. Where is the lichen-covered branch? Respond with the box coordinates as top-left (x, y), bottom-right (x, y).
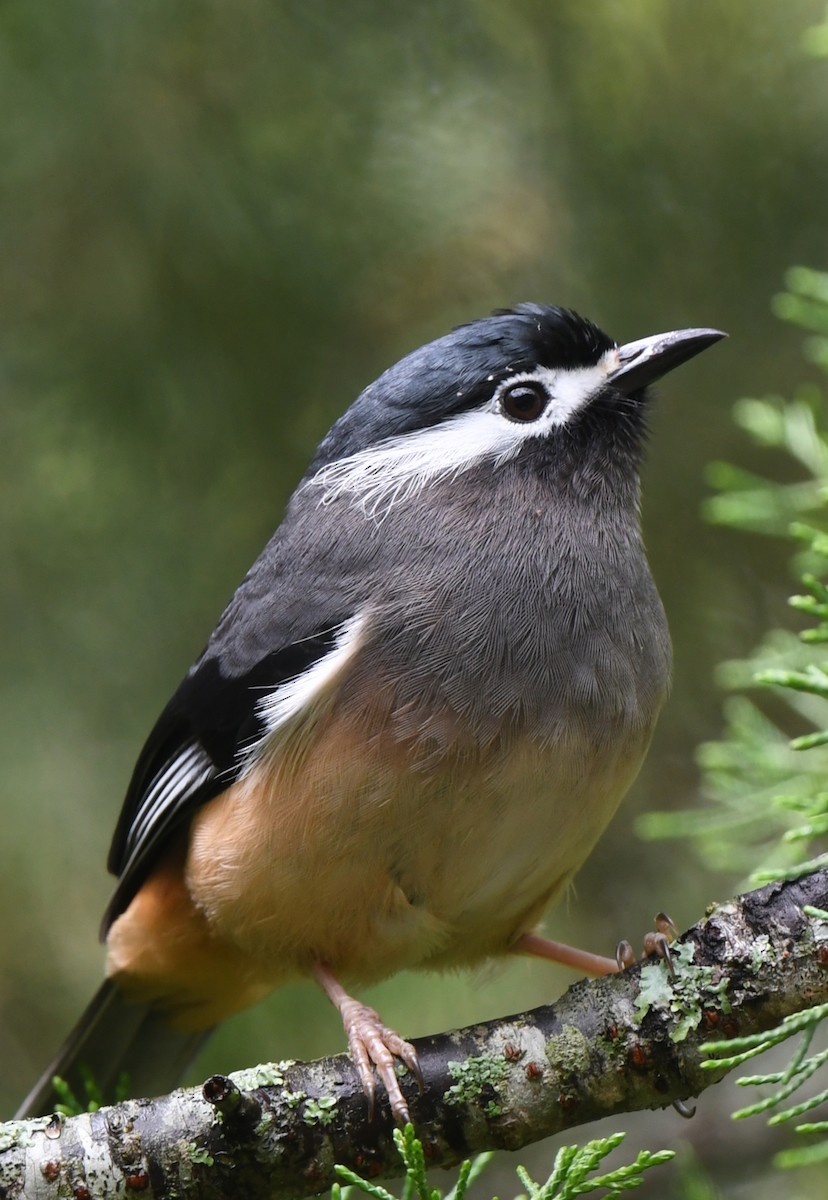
top-left (4, 870), bottom-right (828, 1200)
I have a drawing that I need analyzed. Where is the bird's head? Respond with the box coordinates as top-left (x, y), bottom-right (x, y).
top-left (306, 305), bottom-right (725, 516)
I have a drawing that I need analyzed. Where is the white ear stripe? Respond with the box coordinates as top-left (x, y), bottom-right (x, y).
top-left (313, 407), bottom-right (526, 520)
top-left (310, 354), bottom-right (616, 521)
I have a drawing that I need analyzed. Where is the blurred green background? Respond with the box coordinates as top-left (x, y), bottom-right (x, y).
top-left (3, 0), bottom-right (828, 1195)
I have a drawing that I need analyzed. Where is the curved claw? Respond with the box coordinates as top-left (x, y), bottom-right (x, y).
top-left (643, 930), bottom-right (676, 980)
top-left (617, 912), bottom-right (680, 977)
top-left (672, 1098), bottom-right (696, 1119)
top-left (616, 939), bottom-right (636, 972)
top-left (655, 912), bottom-right (678, 938)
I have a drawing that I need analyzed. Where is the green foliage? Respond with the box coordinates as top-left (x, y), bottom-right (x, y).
top-left (515, 1134), bottom-right (674, 1198)
top-left (638, 268), bottom-right (828, 886)
top-left (332, 1127), bottom-right (673, 1200)
top-left (702, 1001), bottom-right (828, 1168)
top-left (333, 1125), bottom-right (492, 1200)
top-left (51, 1067), bottom-right (130, 1117)
top-left (672, 1149), bottom-right (724, 1200)
top-left (803, 5), bottom-right (828, 58)
top-left (640, 267), bottom-right (828, 1171)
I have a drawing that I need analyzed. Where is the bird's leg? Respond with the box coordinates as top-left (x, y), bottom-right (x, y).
top-left (616, 912), bottom-right (678, 979)
top-left (513, 931), bottom-right (619, 976)
top-left (515, 912), bottom-right (679, 979)
top-left (311, 963), bottom-right (421, 1125)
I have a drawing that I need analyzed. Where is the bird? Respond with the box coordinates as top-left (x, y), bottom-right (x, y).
top-left (16, 304), bottom-right (725, 1125)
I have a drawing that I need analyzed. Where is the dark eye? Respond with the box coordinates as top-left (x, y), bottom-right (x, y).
top-left (500, 381), bottom-right (548, 422)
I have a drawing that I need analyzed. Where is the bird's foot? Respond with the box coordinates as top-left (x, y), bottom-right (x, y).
top-left (312, 963), bottom-right (421, 1124)
top-left (339, 997), bottom-right (421, 1124)
top-left (616, 912), bottom-right (678, 979)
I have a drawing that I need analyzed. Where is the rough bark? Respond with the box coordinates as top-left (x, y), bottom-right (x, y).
top-left (4, 869), bottom-right (828, 1200)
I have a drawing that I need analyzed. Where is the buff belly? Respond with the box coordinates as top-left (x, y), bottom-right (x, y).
top-left (183, 710), bottom-right (652, 986)
top-left (106, 702), bottom-right (653, 1027)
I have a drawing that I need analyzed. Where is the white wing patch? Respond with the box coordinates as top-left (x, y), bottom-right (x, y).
top-left (121, 739), bottom-right (216, 874)
top-left (240, 612), bottom-right (368, 773)
top-left (310, 355), bottom-right (616, 520)
top-left (119, 617), bottom-right (368, 876)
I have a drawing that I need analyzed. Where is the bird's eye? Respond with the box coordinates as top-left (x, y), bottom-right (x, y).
top-left (499, 381), bottom-right (548, 423)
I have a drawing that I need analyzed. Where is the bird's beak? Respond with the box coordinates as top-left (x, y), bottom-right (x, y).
top-left (608, 328), bottom-right (727, 396)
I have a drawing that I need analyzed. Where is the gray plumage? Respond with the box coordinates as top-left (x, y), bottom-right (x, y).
top-left (17, 305), bottom-right (723, 1120)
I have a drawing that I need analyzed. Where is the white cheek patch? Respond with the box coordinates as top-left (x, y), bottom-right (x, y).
top-left (310, 351), bottom-right (616, 520)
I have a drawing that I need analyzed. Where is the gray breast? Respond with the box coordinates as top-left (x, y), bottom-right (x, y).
top-left (321, 459), bottom-right (672, 754)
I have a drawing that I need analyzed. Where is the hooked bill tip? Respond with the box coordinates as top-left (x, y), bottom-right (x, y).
top-left (609, 327), bottom-right (727, 395)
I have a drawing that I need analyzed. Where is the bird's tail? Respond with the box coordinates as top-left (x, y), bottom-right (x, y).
top-left (14, 980), bottom-right (210, 1119)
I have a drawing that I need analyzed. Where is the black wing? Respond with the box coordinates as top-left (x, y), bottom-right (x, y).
top-left (102, 536), bottom-right (351, 932)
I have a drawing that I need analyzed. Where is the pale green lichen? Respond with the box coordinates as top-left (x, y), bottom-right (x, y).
top-left (545, 1024), bottom-right (592, 1077)
top-left (229, 1060), bottom-right (295, 1089)
top-left (634, 942), bottom-right (731, 1042)
top-left (282, 1089), bottom-right (307, 1108)
top-left (750, 933), bottom-right (774, 972)
top-left (0, 1121), bottom-right (38, 1153)
top-left (254, 1111), bottom-right (274, 1138)
top-left (634, 964), bottom-right (674, 1016)
top-left (187, 1143), bottom-right (215, 1167)
top-left (445, 1054), bottom-right (507, 1107)
top-left (302, 1096), bottom-right (338, 1126)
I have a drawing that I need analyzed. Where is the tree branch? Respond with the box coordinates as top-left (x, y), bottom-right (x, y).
top-left (5, 869), bottom-right (828, 1199)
